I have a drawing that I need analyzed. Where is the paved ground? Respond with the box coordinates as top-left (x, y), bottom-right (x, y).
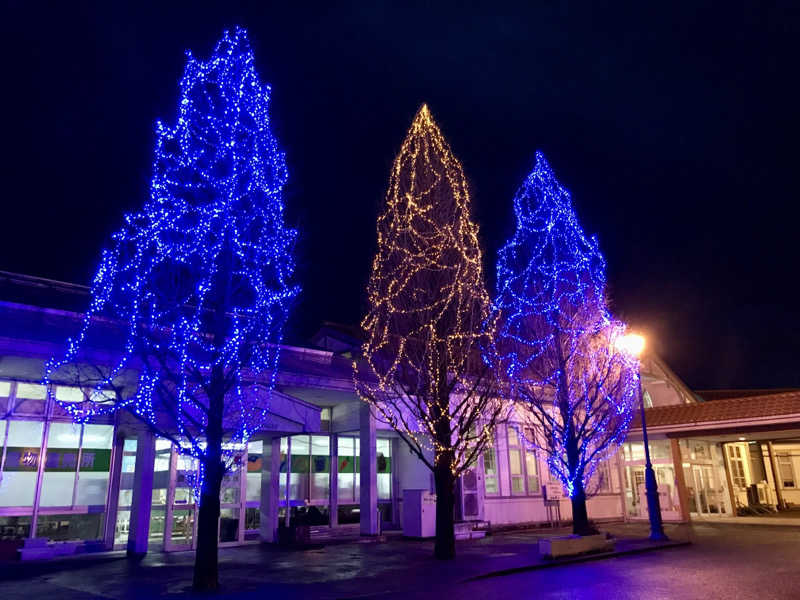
top-left (0, 522), bottom-right (797, 599)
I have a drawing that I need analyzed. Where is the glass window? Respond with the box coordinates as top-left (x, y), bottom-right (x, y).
top-left (0, 515), bottom-right (31, 540)
top-left (691, 441), bottom-right (710, 460)
top-left (593, 460), bottom-right (613, 492)
top-left (289, 435), bottom-right (309, 502)
top-left (726, 445), bottom-right (747, 488)
top-left (221, 467), bottom-right (241, 505)
top-left (483, 429), bottom-right (498, 495)
top-left (525, 453), bottom-right (540, 494)
top-left (507, 426), bottom-right (525, 495)
top-left (507, 425), bottom-right (540, 496)
top-left (337, 437), bottom-right (357, 503)
top-left (219, 507), bottom-right (239, 542)
top-left (153, 439), bottom-right (170, 505)
top-left (0, 382), bottom-right (10, 415)
top-left (55, 386), bottom-right (85, 403)
top-left (310, 435), bottom-right (330, 502)
top-left (114, 510), bottom-right (130, 546)
top-left (778, 454), bottom-right (795, 488)
top-left (16, 383), bottom-right (47, 399)
top-left (320, 408), bottom-right (331, 432)
top-left (377, 438), bottom-right (392, 501)
top-left (40, 422), bottom-right (81, 507)
top-left (174, 453), bottom-right (197, 506)
top-left (36, 513), bottom-right (103, 542)
top-left (246, 440), bottom-right (263, 502)
top-left (75, 424), bottom-right (113, 505)
top-left (13, 383), bottom-right (47, 415)
top-left (0, 420), bottom-right (44, 507)
top-left (118, 438), bottom-right (137, 513)
top-left (149, 508), bottom-right (165, 542)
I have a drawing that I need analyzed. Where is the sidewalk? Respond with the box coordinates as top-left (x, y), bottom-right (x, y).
top-left (696, 516), bottom-right (800, 527)
top-left (0, 523), bottom-right (689, 600)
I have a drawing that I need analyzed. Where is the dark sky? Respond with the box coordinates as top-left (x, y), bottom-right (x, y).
top-left (2, 2), bottom-right (799, 389)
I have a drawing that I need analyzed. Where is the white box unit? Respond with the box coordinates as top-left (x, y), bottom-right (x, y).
top-left (402, 489), bottom-right (436, 538)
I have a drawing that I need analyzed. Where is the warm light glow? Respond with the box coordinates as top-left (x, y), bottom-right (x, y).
top-left (353, 103), bottom-right (498, 476)
top-left (616, 333), bottom-right (646, 358)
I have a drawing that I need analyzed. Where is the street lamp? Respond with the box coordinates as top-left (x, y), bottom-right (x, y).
top-left (616, 332), bottom-right (668, 541)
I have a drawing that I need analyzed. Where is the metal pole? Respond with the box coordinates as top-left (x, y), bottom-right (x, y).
top-left (639, 375), bottom-right (668, 541)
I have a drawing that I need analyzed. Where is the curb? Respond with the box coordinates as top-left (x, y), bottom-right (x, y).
top-left (464, 540), bottom-right (691, 581)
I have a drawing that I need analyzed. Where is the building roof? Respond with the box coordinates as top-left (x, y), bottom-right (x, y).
top-left (633, 390), bottom-right (800, 429)
top-left (695, 388), bottom-right (800, 401)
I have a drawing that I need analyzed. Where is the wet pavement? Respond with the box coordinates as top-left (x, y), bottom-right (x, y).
top-left (0, 522), bottom-right (797, 599)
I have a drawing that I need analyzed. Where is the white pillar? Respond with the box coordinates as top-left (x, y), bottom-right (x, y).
top-left (103, 431), bottom-right (125, 548)
top-left (391, 437), bottom-right (401, 528)
top-left (359, 403), bottom-right (378, 535)
top-left (127, 430), bottom-right (155, 556)
top-left (259, 437), bottom-right (281, 543)
top-left (329, 433), bottom-right (339, 527)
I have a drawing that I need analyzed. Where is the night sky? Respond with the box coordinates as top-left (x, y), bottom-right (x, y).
top-left (3, 2), bottom-right (799, 389)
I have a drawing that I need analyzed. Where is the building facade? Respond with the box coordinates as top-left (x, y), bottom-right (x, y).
top-left (1, 287), bottom-right (798, 559)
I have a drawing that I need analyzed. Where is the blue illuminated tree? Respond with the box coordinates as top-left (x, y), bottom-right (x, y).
top-left (485, 152), bottom-right (638, 535)
top-left (44, 28), bottom-right (297, 590)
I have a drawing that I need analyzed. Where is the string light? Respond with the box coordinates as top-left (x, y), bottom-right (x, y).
top-left (484, 151), bottom-right (638, 499)
top-left (354, 104), bottom-right (502, 479)
top-left (43, 27), bottom-right (298, 499)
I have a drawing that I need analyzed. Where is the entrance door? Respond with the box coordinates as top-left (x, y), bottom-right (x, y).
top-left (163, 446), bottom-right (247, 551)
top-left (689, 465), bottom-right (723, 516)
top-left (219, 462), bottom-right (245, 546)
top-left (164, 451), bottom-right (196, 551)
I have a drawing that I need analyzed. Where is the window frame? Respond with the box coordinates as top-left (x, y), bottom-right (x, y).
top-left (777, 453), bottom-right (796, 488)
top-left (505, 424), bottom-right (541, 497)
top-left (482, 428), bottom-right (500, 497)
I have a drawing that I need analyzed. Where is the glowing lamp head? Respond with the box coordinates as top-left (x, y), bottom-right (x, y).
top-left (616, 332), bottom-right (645, 358)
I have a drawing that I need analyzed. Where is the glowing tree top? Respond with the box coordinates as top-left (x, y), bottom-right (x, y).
top-left (486, 151), bottom-right (637, 498)
top-left (44, 27), bottom-right (298, 461)
top-left (355, 104), bottom-right (498, 468)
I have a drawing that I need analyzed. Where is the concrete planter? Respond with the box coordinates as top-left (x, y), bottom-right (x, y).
top-left (538, 533), bottom-right (614, 559)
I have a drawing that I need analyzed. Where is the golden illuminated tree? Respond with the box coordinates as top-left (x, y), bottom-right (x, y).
top-left (354, 104), bottom-right (505, 560)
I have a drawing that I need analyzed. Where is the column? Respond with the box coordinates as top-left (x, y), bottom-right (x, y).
top-left (103, 431), bottom-right (126, 548)
top-left (391, 438), bottom-right (401, 528)
top-left (720, 443), bottom-right (739, 515)
top-left (284, 437), bottom-right (292, 527)
top-left (670, 438), bottom-right (691, 522)
top-left (29, 420), bottom-right (50, 539)
top-left (329, 433), bottom-right (339, 527)
top-left (259, 437), bottom-right (281, 543)
top-left (359, 403), bottom-right (378, 535)
top-left (767, 441), bottom-right (786, 510)
top-left (615, 454), bottom-right (629, 521)
top-left (127, 429), bottom-right (155, 556)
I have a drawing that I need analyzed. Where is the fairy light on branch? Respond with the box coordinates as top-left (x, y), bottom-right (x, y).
top-left (44, 27), bottom-right (298, 498)
top-left (484, 151), bottom-right (638, 510)
top-left (354, 104), bottom-right (504, 480)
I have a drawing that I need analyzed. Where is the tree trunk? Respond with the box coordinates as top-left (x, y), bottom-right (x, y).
top-left (570, 479), bottom-right (594, 536)
top-left (192, 250), bottom-right (231, 592)
top-left (193, 456), bottom-right (224, 591)
top-left (433, 459), bottom-right (456, 560)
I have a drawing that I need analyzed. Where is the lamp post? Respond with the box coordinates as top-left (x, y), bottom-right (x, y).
top-left (616, 333), bottom-right (668, 541)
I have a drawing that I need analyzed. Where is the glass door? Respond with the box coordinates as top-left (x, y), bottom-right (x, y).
top-left (219, 458), bottom-right (245, 546)
top-left (164, 450), bottom-right (196, 551)
top-left (688, 464), bottom-right (723, 516)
